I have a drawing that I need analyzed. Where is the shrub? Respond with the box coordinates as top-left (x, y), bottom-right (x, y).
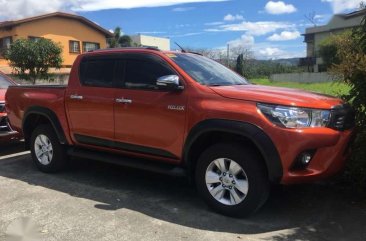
top-left (328, 16), bottom-right (366, 190)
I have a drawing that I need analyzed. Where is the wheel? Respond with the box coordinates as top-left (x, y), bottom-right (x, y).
top-left (30, 124), bottom-right (67, 173)
top-left (195, 143), bottom-right (270, 217)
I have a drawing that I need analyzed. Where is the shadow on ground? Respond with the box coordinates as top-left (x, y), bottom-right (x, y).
top-left (0, 144), bottom-right (365, 240)
top-left (0, 141), bottom-right (25, 156)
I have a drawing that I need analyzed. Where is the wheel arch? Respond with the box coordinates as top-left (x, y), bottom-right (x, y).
top-left (183, 119), bottom-right (283, 183)
top-left (23, 106), bottom-right (68, 149)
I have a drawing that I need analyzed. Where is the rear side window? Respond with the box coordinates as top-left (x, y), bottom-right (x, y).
top-left (124, 59), bottom-right (175, 90)
top-left (80, 58), bottom-right (115, 87)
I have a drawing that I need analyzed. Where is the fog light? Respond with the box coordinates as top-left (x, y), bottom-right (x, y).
top-left (291, 150), bottom-right (316, 170)
top-left (301, 153), bottom-right (312, 165)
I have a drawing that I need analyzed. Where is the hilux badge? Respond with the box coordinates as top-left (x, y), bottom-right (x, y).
top-left (168, 105), bottom-right (185, 111)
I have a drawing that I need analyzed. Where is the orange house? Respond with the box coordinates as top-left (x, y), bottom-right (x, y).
top-left (0, 12), bottom-right (113, 70)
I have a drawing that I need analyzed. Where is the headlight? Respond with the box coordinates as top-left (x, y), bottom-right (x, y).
top-left (257, 104), bottom-right (330, 128)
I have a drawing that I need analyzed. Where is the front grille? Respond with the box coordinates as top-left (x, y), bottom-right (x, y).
top-left (328, 104), bottom-right (355, 131)
top-left (0, 116), bottom-right (12, 132)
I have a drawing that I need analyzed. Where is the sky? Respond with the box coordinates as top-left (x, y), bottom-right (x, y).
top-left (0, 0), bottom-right (363, 59)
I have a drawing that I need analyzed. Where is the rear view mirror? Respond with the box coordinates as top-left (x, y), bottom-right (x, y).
top-left (156, 75), bottom-right (184, 91)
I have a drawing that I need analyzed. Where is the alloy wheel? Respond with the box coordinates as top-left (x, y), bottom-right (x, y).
top-left (205, 158), bottom-right (249, 206)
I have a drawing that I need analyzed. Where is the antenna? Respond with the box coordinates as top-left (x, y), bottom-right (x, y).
top-left (175, 42), bottom-right (186, 53)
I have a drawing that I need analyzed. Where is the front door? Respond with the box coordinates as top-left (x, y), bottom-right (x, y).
top-left (114, 54), bottom-right (187, 159)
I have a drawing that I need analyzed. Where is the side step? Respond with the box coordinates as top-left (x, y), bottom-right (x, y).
top-left (67, 148), bottom-right (186, 177)
top-left (0, 131), bottom-right (18, 137)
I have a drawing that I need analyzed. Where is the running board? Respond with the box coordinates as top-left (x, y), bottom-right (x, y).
top-left (67, 148), bottom-right (186, 177)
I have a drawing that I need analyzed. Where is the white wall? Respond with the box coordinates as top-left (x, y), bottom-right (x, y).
top-left (131, 34), bottom-right (170, 50)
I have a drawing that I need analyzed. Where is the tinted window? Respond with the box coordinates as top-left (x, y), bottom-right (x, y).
top-left (80, 59), bottom-right (115, 87)
top-left (169, 53), bottom-right (248, 86)
top-left (124, 59), bottom-right (174, 90)
top-left (0, 75), bottom-right (12, 89)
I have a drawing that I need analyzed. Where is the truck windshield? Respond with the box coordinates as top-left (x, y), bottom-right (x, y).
top-left (169, 53), bottom-right (248, 86)
top-left (0, 75), bottom-right (12, 89)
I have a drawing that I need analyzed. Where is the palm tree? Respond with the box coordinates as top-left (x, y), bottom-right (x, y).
top-left (108, 27), bottom-right (133, 48)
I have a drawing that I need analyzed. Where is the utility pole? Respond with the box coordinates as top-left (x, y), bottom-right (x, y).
top-left (227, 44), bottom-right (230, 67)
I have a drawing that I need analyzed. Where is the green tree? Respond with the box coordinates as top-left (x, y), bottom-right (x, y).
top-left (118, 35), bottom-right (133, 47)
top-left (236, 54), bottom-right (244, 76)
top-left (5, 38), bottom-right (62, 84)
top-left (108, 27), bottom-right (133, 48)
top-left (318, 32), bottom-right (347, 69)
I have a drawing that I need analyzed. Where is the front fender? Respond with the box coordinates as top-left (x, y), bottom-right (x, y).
top-left (183, 119), bottom-right (283, 182)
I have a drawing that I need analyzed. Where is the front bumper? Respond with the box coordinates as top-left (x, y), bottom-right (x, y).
top-left (279, 128), bottom-right (355, 184)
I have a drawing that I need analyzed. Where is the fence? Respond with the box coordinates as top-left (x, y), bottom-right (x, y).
top-left (270, 72), bottom-right (341, 83)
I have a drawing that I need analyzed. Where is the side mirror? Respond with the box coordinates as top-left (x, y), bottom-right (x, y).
top-left (156, 75), bottom-right (184, 91)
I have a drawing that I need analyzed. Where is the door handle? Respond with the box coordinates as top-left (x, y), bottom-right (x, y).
top-left (116, 98), bottom-right (132, 104)
top-left (70, 94), bottom-right (83, 100)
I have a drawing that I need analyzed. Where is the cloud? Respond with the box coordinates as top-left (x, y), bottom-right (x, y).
top-left (169, 32), bottom-right (204, 37)
top-left (313, 14), bottom-right (331, 22)
top-left (205, 21), bottom-right (224, 26)
top-left (321, 0), bottom-right (362, 13)
top-left (223, 14), bottom-right (244, 21)
top-left (256, 47), bottom-right (304, 59)
top-left (267, 31), bottom-right (301, 41)
top-left (172, 7), bottom-right (195, 11)
top-left (264, 1), bottom-right (297, 15)
top-left (0, 0), bottom-right (228, 20)
top-left (227, 34), bottom-right (255, 47)
top-left (259, 47), bottom-right (283, 58)
top-left (72, 0), bottom-right (228, 11)
top-left (136, 31), bottom-right (167, 34)
top-left (0, 0), bottom-right (67, 20)
top-left (205, 21), bottom-right (295, 36)
top-left (176, 23), bottom-right (190, 27)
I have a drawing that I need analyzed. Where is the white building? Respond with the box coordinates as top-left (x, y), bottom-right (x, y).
top-left (131, 34), bottom-right (170, 51)
top-left (301, 9), bottom-right (365, 72)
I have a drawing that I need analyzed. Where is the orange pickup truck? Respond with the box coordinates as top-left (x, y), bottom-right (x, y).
top-left (5, 47), bottom-right (355, 216)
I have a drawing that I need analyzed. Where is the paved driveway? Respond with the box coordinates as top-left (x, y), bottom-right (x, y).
top-left (0, 142), bottom-right (365, 241)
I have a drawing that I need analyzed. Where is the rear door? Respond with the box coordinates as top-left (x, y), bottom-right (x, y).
top-left (65, 56), bottom-right (116, 144)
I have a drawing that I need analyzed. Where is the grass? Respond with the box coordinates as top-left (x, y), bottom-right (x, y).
top-left (250, 78), bottom-right (350, 97)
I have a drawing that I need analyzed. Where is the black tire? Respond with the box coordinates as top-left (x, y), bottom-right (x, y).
top-left (30, 124), bottom-right (67, 173)
top-left (195, 143), bottom-right (270, 217)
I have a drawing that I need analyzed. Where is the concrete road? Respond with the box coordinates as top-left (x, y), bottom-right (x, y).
top-left (0, 142), bottom-right (365, 241)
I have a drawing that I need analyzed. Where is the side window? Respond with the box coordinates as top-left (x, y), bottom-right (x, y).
top-left (80, 59), bottom-right (115, 87)
top-left (124, 58), bottom-right (175, 90)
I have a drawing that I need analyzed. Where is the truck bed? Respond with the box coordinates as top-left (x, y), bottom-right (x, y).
top-left (5, 85), bottom-right (68, 135)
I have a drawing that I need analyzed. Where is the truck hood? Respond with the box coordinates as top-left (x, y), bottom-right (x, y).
top-left (209, 84), bottom-right (343, 109)
top-left (0, 89), bottom-right (6, 102)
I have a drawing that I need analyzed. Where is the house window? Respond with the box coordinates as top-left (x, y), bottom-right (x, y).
top-left (0, 36), bottom-right (12, 58)
top-left (69, 40), bottom-right (80, 53)
top-left (82, 42), bottom-right (100, 52)
top-left (28, 36), bottom-right (42, 42)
